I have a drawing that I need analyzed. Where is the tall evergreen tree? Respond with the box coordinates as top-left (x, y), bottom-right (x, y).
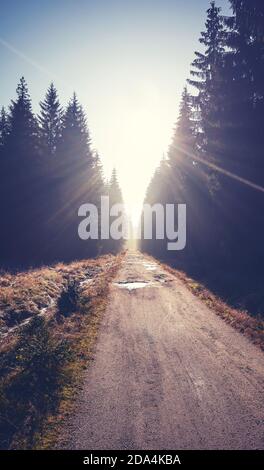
top-left (0, 107), bottom-right (9, 150)
top-left (90, 151), bottom-right (106, 254)
top-left (38, 83), bottom-right (63, 157)
top-left (224, 0), bottom-right (264, 184)
top-left (0, 78), bottom-right (41, 266)
top-left (58, 92), bottom-right (94, 210)
top-left (7, 77), bottom-right (38, 165)
top-left (51, 93), bottom-right (96, 260)
top-left (108, 168), bottom-right (123, 205)
top-left (229, 1), bottom-right (264, 37)
top-left (170, 87), bottom-right (214, 265)
top-left (224, 0), bottom-right (264, 263)
top-left (141, 158), bottom-right (172, 257)
top-left (92, 151), bottom-right (106, 203)
top-left (188, 1), bottom-right (225, 170)
top-left (187, 2), bottom-right (241, 263)
top-left (168, 87), bottom-right (201, 207)
top-left (106, 168), bottom-right (125, 253)
top-left (60, 93), bottom-right (92, 165)
top-left (169, 87), bottom-right (196, 180)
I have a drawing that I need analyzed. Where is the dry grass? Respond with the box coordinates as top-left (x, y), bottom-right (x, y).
top-left (0, 256), bottom-right (117, 338)
top-left (0, 252), bottom-right (124, 449)
top-left (154, 258), bottom-right (264, 351)
top-left (36, 257), bottom-right (123, 450)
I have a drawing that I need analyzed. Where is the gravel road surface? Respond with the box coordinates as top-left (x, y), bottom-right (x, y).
top-left (59, 252), bottom-right (264, 450)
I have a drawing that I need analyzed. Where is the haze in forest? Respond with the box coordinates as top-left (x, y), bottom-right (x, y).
top-left (0, 0), bottom-right (230, 222)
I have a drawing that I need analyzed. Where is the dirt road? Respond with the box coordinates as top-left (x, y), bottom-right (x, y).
top-left (60, 252), bottom-right (264, 450)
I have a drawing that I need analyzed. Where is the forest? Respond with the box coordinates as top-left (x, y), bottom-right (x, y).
top-left (0, 81), bottom-right (124, 267)
top-left (0, 0), bottom-right (263, 455)
top-left (0, 0), bottom-right (263, 316)
top-left (141, 0), bottom-right (264, 317)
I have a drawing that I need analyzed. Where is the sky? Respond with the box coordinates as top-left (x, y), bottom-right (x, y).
top-left (0, 0), bottom-right (230, 222)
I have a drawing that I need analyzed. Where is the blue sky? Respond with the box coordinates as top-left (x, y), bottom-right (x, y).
top-left (0, 0), bottom-right (230, 217)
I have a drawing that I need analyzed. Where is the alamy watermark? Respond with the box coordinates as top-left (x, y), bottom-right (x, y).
top-left (78, 196), bottom-right (186, 251)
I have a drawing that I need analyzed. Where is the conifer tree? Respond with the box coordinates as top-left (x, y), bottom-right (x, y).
top-left (60, 93), bottom-right (93, 168)
top-left (224, 0), bottom-right (264, 262)
top-left (38, 83), bottom-right (63, 157)
top-left (106, 168), bottom-right (125, 253)
top-left (0, 78), bottom-right (40, 266)
top-left (53, 93), bottom-right (96, 260)
top-left (170, 88), bottom-right (195, 153)
top-left (141, 158), bottom-right (172, 257)
top-left (92, 151), bottom-right (106, 203)
top-left (189, 1), bottom-right (224, 93)
top-left (170, 87), bottom-right (213, 264)
top-left (0, 107), bottom-right (9, 149)
top-left (56, 92), bottom-right (94, 209)
top-left (224, 0), bottom-right (264, 184)
top-left (0, 80), bottom-right (105, 266)
top-left (7, 77), bottom-right (38, 164)
top-left (108, 168), bottom-right (123, 205)
top-left (168, 87), bottom-right (196, 193)
top-left (90, 151), bottom-right (106, 254)
top-left (188, 1), bottom-right (225, 166)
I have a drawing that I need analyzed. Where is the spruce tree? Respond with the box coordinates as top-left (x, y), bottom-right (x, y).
top-left (168, 87), bottom-right (196, 191)
top-left (58, 92), bottom-right (94, 210)
top-left (54, 93), bottom-right (96, 260)
top-left (38, 83), bottom-right (63, 157)
top-left (229, 1), bottom-right (264, 40)
top-left (170, 87), bottom-right (213, 265)
top-left (7, 77), bottom-right (38, 165)
top-left (108, 168), bottom-right (123, 205)
top-left (189, 1), bottom-right (224, 93)
top-left (187, 3), bottom-right (234, 263)
top-left (92, 151), bottom-right (105, 203)
top-left (106, 168), bottom-right (125, 253)
top-left (60, 93), bottom-right (92, 166)
top-left (90, 151), bottom-right (106, 254)
top-left (0, 78), bottom-right (41, 266)
top-left (0, 107), bottom-right (9, 149)
top-left (224, 0), bottom-right (264, 263)
top-left (141, 158), bottom-right (172, 257)
top-left (188, 1), bottom-right (225, 168)
top-left (224, 0), bottom-right (264, 184)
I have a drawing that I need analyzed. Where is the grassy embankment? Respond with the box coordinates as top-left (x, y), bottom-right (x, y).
top-left (0, 253), bottom-right (124, 449)
top-left (151, 257), bottom-right (264, 351)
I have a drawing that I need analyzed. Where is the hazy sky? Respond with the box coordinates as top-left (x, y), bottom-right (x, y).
top-left (0, 0), bottom-right (230, 220)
